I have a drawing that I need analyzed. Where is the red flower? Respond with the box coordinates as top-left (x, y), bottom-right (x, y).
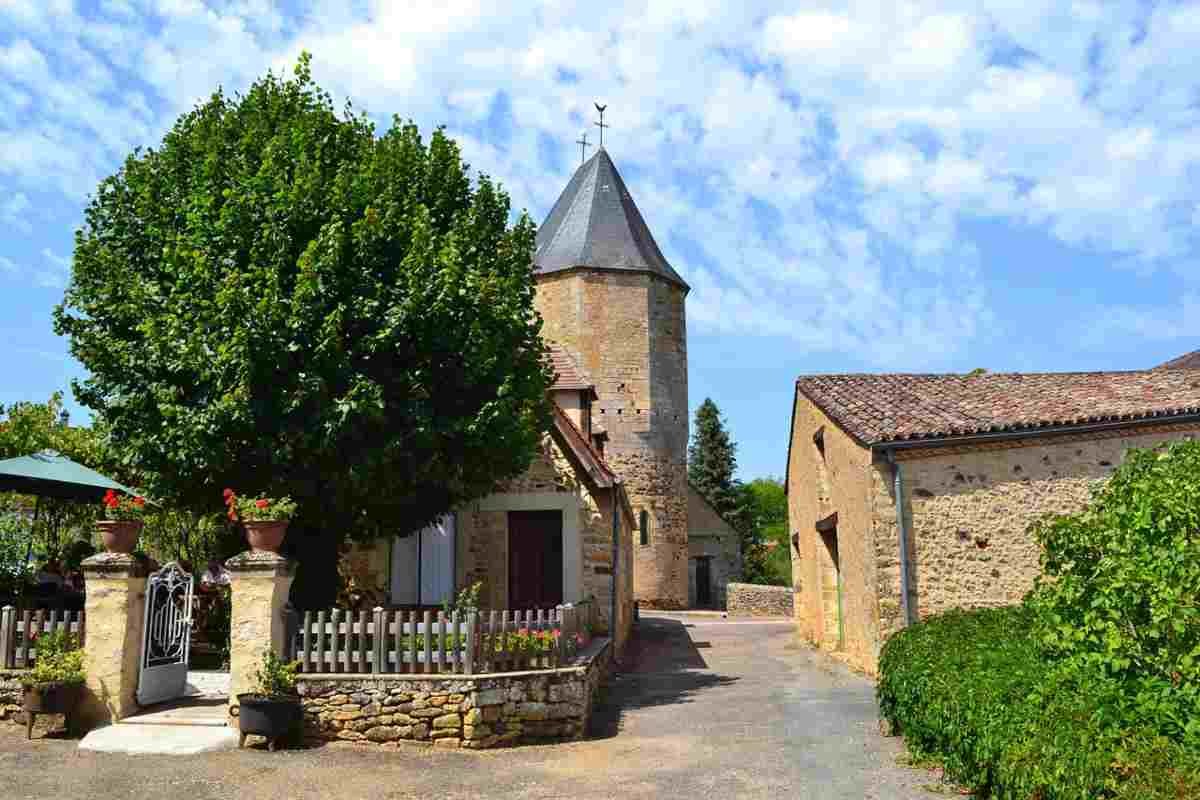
top-left (133, 496), bottom-right (145, 507)
top-left (255, 498), bottom-right (269, 509)
top-left (222, 488), bottom-right (234, 500)
top-left (103, 489), bottom-right (118, 508)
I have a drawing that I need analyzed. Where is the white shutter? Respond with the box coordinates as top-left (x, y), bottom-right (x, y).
top-left (390, 533), bottom-right (418, 605)
top-left (419, 514), bottom-right (456, 606)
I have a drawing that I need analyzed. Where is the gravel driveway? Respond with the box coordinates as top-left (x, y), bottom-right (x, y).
top-left (3, 613), bottom-right (938, 800)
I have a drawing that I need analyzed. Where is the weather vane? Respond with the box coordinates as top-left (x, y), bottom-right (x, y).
top-left (594, 103), bottom-right (608, 148)
top-left (576, 131), bottom-right (592, 164)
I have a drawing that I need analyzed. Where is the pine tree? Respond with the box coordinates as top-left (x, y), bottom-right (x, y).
top-left (688, 398), bottom-right (744, 528)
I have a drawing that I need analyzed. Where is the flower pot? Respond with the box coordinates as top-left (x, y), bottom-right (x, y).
top-left (243, 520), bottom-right (288, 554)
top-left (96, 519), bottom-right (143, 554)
top-left (21, 681), bottom-right (82, 739)
top-left (236, 693), bottom-right (302, 751)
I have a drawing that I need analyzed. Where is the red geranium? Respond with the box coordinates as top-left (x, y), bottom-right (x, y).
top-left (255, 499), bottom-right (269, 509)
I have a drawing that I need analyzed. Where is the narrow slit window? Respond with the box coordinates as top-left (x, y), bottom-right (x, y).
top-left (639, 509), bottom-right (650, 546)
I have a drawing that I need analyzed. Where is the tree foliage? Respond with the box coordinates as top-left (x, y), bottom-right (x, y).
top-left (0, 394), bottom-right (114, 568)
top-left (54, 56), bottom-right (552, 602)
top-left (738, 477), bottom-right (789, 585)
top-left (688, 398), bottom-right (741, 521)
top-left (1028, 439), bottom-right (1200, 743)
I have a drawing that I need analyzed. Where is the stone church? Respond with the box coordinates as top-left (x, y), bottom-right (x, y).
top-left (346, 147), bottom-right (740, 657)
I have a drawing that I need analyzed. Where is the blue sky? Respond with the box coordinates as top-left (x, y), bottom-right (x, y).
top-left (2, 1), bottom-right (1200, 480)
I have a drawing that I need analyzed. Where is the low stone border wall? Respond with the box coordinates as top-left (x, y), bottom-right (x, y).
top-left (290, 637), bottom-right (612, 750)
top-left (1, 670), bottom-right (26, 724)
top-left (726, 583), bottom-right (794, 617)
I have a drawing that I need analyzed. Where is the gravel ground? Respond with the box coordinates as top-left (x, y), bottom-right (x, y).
top-left (2, 613), bottom-right (942, 800)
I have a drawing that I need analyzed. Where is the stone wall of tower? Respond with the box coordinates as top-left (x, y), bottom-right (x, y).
top-left (536, 269), bottom-right (689, 608)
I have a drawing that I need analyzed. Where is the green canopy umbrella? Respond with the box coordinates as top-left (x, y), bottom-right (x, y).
top-left (0, 450), bottom-right (136, 502)
top-left (0, 450), bottom-right (139, 564)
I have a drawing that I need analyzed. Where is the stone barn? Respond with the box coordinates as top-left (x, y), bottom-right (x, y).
top-left (785, 369), bottom-right (1200, 675)
top-left (686, 485), bottom-right (740, 609)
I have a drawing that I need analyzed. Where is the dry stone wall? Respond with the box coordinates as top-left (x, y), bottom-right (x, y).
top-left (295, 640), bottom-right (611, 750)
top-left (726, 583), bottom-right (794, 617)
top-left (0, 671), bottom-right (24, 725)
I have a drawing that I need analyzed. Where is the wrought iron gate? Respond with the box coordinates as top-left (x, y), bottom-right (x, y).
top-left (137, 562), bottom-right (194, 706)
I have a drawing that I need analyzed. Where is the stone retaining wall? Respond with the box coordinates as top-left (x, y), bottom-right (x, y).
top-left (726, 583), bottom-right (794, 617)
top-left (292, 638), bottom-right (611, 750)
top-left (1, 670), bottom-right (25, 724)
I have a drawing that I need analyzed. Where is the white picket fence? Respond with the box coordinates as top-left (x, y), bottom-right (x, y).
top-left (293, 602), bottom-right (599, 675)
top-left (0, 607), bottom-right (86, 670)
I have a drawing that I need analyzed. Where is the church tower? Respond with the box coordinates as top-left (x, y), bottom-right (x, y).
top-left (534, 148), bottom-right (689, 609)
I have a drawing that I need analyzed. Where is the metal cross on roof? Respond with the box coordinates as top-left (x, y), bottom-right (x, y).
top-left (575, 131), bottom-right (591, 164)
top-left (594, 102), bottom-right (608, 148)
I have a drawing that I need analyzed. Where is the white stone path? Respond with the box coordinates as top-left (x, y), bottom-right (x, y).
top-left (79, 671), bottom-right (239, 754)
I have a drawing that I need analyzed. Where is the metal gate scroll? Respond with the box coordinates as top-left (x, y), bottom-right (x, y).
top-left (137, 562), bottom-right (194, 706)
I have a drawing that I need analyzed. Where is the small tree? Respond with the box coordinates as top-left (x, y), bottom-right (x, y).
top-left (1028, 440), bottom-right (1200, 742)
top-left (739, 477), bottom-right (789, 585)
top-left (688, 398), bottom-right (760, 572)
top-left (54, 55), bottom-right (552, 606)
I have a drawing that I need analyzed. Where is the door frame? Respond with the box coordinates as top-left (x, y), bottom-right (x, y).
top-left (471, 492), bottom-right (582, 606)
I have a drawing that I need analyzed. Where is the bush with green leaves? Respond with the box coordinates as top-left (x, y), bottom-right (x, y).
top-left (28, 630), bottom-right (86, 687)
top-left (253, 650), bottom-right (299, 697)
top-left (1027, 439), bottom-right (1200, 744)
top-left (878, 608), bottom-right (1200, 799)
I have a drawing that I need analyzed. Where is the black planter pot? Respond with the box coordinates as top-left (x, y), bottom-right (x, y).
top-left (21, 681), bottom-right (83, 739)
top-left (236, 693), bottom-right (302, 751)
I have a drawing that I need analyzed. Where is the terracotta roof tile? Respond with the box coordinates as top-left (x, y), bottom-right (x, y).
top-left (1158, 349), bottom-right (1200, 370)
top-left (795, 369), bottom-right (1200, 446)
top-left (546, 343), bottom-right (596, 395)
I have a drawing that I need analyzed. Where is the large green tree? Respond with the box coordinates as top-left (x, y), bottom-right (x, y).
top-left (54, 55), bottom-right (552, 605)
top-left (739, 477), bottom-right (789, 585)
top-left (688, 398), bottom-right (740, 519)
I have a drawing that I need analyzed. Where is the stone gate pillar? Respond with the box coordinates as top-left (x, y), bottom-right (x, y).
top-left (79, 552), bottom-right (152, 728)
top-left (226, 551), bottom-right (297, 719)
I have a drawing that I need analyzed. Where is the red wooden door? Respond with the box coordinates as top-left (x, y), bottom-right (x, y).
top-left (507, 511), bottom-right (563, 609)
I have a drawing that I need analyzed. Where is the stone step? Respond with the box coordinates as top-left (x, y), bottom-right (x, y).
top-left (79, 723), bottom-right (239, 755)
top-left (121, 698), bottom-right (229, 728)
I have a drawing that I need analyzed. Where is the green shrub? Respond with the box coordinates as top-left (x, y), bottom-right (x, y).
top-left (253, 650), bottom-right (299, 697)
top-left (28, 630), bottom-right (86, 686)
top-left (878, 609), bottom-right (1200, 799)
top-left (1028, 440), bottom-right (1200, 745)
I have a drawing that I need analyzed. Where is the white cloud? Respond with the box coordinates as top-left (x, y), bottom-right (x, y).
top-left (0, 0), bottom-right (1198, 365)
top-left (0, 193), bottom-right (32, 233)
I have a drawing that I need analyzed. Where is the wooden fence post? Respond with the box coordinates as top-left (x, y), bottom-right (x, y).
top-left (463, 612), bottom-right (476, 675)
top-left (0, 606), bottom-right (13, 670)
top-left (372, 607), bottom-right (385, 673)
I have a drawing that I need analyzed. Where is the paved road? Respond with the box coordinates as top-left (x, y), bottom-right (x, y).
top-left (2, 614), bottom-right (938, 800)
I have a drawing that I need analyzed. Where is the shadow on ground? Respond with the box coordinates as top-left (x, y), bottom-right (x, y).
top-left (590, 616), bottom-right (739, 739)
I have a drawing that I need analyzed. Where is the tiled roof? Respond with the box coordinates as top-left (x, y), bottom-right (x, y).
top-left (1158, 349), bottom-right (1200, 370)
top-left (550, 405), bottom-right (617, 488)
top-left (795, 370), bottom-right (1200, 446)
top-left (546, 343), bottom-right (597, 397)
top-left (534, 149), bottom-right (689, 290)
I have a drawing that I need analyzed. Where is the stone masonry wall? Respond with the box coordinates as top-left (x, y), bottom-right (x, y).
top-left (790, 385), bottom-right (1200, 676)
top-left (889, 424), bottom-right (1200, 622)
top-left (535, 270), bottom-right (689, 609)
top-left (788, 396), bottom-right (879, 672)
top-left (726, 583), bottom-right (794, 617)
top-left (688, 484), bottom-right (741, 609)
top-left (0, 670), bottom-right (24, 725)
top-left (296, 640), bottom-right (611, 749)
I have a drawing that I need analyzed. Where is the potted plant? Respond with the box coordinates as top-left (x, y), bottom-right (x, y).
top-left (97, 489), bottom-right (147, 553)
top-left (236, 650), bottom-right (302, 751)
top-left (21, 629), bottom-right (85, 739)
top-left (223, 490), bottom-right (297, 553)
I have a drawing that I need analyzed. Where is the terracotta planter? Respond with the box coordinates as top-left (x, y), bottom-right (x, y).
top-left (96, 519), bottom-right (143, 554)
top-left (244, 520), bottom-right (289, 553)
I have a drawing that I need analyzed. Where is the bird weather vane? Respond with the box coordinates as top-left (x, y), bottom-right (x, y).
top-left (594, 103), bottom-right (608, 148)
top-left (576, 131), bottom-right (591, 164)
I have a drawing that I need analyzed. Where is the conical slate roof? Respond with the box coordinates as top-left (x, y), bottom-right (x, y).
top-left (534, 149), bottom-right (689, 290)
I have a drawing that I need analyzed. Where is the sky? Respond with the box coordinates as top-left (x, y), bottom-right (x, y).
top-left (2, 0), bottom-right (1199, 480)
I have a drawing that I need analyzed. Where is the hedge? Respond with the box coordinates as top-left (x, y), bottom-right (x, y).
top-left (877, 607), bottom-right (1200, 799)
